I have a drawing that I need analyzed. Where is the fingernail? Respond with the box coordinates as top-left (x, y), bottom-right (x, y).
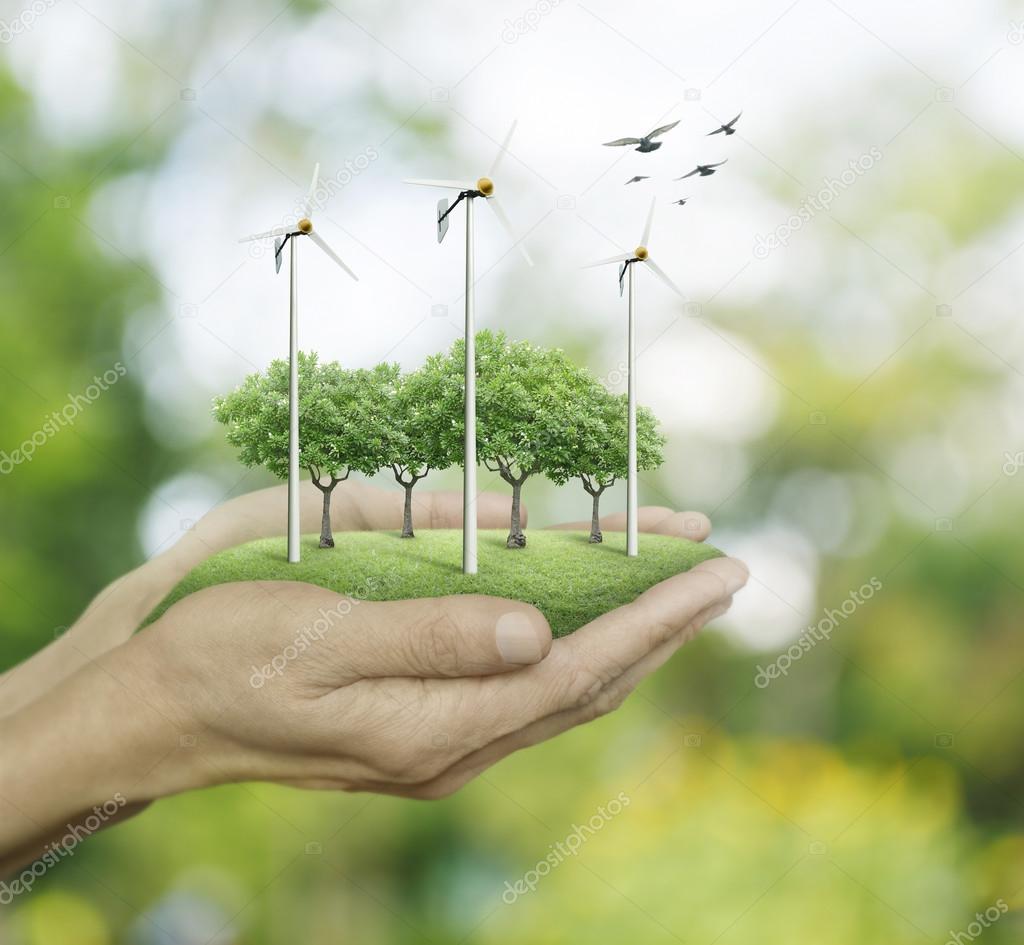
top-left (683, 512), bottom-right (711, 537)
top-left (496, 611), bottom-right (543, 664)
top-left (721, 559), bottom-right (749, 594)
top-left (695, 557), bottom-right (749, 595)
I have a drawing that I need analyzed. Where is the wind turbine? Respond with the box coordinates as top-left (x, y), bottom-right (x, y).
top-left (404, 121), bottom-right (534, 575)
top-left (583, 197), bottom-right (684, 557)
top-left (238, 163), bottom-right (358, 564)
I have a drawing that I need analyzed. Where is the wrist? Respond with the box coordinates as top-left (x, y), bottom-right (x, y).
top-left (0, 637), bottom-right (202, 857)
top-left (0, 555), bottom-right (194, 718)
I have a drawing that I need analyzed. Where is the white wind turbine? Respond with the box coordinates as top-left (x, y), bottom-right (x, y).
top-left (583, 197), bottom-right (684, 557)
top-left (404, 121), bottom-right (534, 575)
top-left (239, 163), bottom-right (358, 564)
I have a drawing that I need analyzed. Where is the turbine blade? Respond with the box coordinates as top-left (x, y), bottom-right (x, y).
top-left (643, 257), bottom-right (685, 298)
top-left (437, 198), bottom-right (450, 244)
top-left (487, 195), bottom-right (533, 267)
top-left (238, 224), bottom-right (292, 243)
top-left (404, 178), bottom-right (476, 190)
top-left (304, 162), bottom-right (320, 216)
top-left (581, 252), bottom-right (632, 269)
top-left (640, 196), bottom-right (656, 246)
top-left (489, 119), bottom-right (517, 178)
top-left (308, 231), bottom-right (358, 281)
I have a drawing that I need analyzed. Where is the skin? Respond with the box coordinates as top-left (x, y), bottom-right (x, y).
top-left (0, 482), bottom-right (746, 875)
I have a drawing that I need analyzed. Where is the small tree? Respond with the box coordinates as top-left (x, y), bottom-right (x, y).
top-left (468, 332), bottom-right (592, 548)
top-left (551, 387), bottom-right (664, 542)
top-left (213, 353), bottom-right (378, 548)
top-left (375, 361), bottom-right (456, 537)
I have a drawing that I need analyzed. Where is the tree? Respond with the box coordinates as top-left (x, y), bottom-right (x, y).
top-left (213, 353), bottom-right (380, 548)
top-left (462, 332), bottom-right (594, 548)
top-left (374, 361), bottom-right (456, 537)
top-left (548, 386), bottom-right (665, 542)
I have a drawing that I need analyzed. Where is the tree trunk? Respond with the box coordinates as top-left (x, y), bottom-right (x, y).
top-left (590, 488), bottom-right (603, 543)
top-left (401, 483), bottom-right (415, 538)
top-left (507, 478), bottom-right (526, 549)
top-left (319, 486), bottom-right (335, 548)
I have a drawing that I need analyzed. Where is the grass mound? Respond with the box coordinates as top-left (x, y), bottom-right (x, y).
top-left (146, 529), bottom-right (721, 638)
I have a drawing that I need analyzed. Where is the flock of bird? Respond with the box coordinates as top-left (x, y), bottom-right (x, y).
top-left (602, 111), bottom-right (741, 205)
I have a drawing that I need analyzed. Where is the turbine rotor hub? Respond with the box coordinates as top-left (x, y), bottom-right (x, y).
top-left (476, 177), bottom-right (494, 196)
top-left (297, 218), bottom-right (313, 233)
top-left (634, 245), bottom-right (648, 260)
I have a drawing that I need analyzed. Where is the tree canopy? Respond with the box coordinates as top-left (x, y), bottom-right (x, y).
top-left (213, 353), bottom-right (388, 545)
top-left (374, 359), bottom-right (458, 536)
top-left (213, 335), bottom-right (665, 548)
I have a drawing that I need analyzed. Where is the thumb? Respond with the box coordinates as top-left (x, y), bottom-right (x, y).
top-left (339, 595), bottom-right (553, 679)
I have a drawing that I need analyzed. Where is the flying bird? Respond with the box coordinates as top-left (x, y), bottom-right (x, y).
top-left (603, 121), bottom-right (680, 153)
top-left (707, 111), bottom-right (742, 136)
top-left (676, 160), bottom-right (728, 180)
top-left (625, 175), bottom-right (650, 185)
top-left (671, 198), bottom-right (690, 206)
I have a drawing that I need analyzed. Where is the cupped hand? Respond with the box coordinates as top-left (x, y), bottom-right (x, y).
top-left (0, 481), bottom-right (522, 716)
top-left (0, 501), bottom-right (741, 867)
top-left (113, 510), bottom-right (743, 801)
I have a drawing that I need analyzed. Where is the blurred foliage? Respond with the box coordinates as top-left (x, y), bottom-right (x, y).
top-left (0, 66), bottom-right (169, 664)
top-left (1, 1), bottom-right (1023, 942)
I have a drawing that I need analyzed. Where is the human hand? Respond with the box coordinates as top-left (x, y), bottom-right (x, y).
top-left (0, 504), bottom-right (743, 865)
top-left (26, 552), bottom-right (741, 803)
top-left (0, 481), bottom-right (521, 716)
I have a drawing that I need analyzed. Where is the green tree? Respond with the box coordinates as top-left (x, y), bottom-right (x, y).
top-left (213, 353), bottom-right (381, 548)
top-left (476, 333), bottom-right (592, 547)
top-left (374, 361), bottom-right (456, 537)
top-left (427, 331), bottom-right (605, 548)
top-left (549, 387), bottom-right (665, 542)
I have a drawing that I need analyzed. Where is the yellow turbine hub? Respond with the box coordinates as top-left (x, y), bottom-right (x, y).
top-left (297, 218), bottom-right (313, 233)
top-left (476, 177), bottom-right (494, 196)
top-left (634, 245), bottom-right (648, 260)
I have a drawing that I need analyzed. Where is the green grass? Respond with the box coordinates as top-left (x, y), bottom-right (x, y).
top-left (145, 530), bottom-right (722, 637)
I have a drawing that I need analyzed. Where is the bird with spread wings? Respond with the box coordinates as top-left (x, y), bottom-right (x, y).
top-left (603, 120), bottom-right (680, 153)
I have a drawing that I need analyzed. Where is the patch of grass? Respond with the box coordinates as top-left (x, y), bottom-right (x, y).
top-left (146, 530), bottom-right (721, 637)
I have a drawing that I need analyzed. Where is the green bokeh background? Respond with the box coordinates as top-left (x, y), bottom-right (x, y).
top-left (1, 1), bottom-right (1022, 942)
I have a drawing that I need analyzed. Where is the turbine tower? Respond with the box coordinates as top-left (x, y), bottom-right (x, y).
top-left (239, 163), bottom-right (358, 564)
top-left (405, 122), bottom-right (533, 574)
top-left (583, 198), bottom-right (684, 557)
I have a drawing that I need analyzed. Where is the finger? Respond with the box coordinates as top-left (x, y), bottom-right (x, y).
top-left (424, 490), bottom-right (527, 530)
top-left (328, 481), bottom-right (525, 532)
top-left (398, 595), bottom-right (736, 799)
top-left (335, 595), bottom-right (552, 679)
top-left (604, 595), bottom-right (734, 696)
top-left (546, 505), bottom-right (675, 533)
top-left (649, 511), bottom-right (712, 541)
top-left (554, 556), bottom-right (747, 691)
top-left (417, 557), bottom-right (746, 762)
top-left (185, 481), bottom-right (526, 552)
top-left (567, 508), bottom-right (712, 541)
